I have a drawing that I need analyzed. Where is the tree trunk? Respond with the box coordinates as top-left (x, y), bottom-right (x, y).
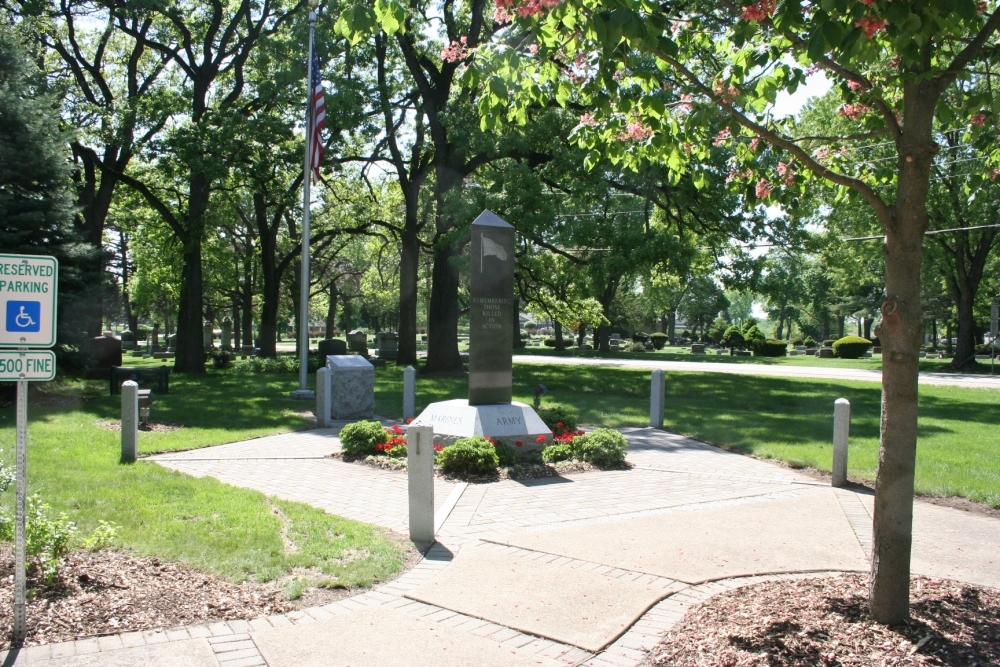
top-left (233, 304), bottom-right (241, 350)
top-left (424, 240), bottom-right (463, 373)
top-left (577, 324), bottom-right (586, 348)
top-left (397, 221), bottom-right (420, 365)
top-left (946, 321), bottom-right (953, 355)
top-left (865, 317), bottom-right (874, 341)
top-left (554, 320), bottom-right (565, 351)
top-left (837, 314), bottom-right (845, 339)
top-left (667, 311), bottom-right (676, 341)
top-left (326, 283), bottom-right (338, 339)
top-left (241, 246), bottom-right (253, 350)
top-left (174, 238), bottom-right (206, 373)
top-left (951, 290), bottom-right (979, 368)
top-left (869, 87), bottom-right (937, 625)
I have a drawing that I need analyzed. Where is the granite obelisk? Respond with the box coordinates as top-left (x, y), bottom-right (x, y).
top-left (469, 211), bottom-right (515, 405)
top-left (412, 210), bottom-right (550, 451)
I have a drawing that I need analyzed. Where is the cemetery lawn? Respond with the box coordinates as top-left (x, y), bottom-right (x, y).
top-left (0, 371), bottom-right (409, 591)
top-left (384, 364), bottom-right (1000, 507)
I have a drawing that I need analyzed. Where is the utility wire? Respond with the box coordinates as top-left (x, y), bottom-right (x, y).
top-left (845, 222), bottom-right (1000, 241)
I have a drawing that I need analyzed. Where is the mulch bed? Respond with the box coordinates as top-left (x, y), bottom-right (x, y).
top-left (329, 452), bottom-right (631, 482)
top-left (96, 420), bottom-right (183, 432)
top-left (0, 544), bottom-right (291, 650)
top-left (644, 574), bottom-right (1000, 666)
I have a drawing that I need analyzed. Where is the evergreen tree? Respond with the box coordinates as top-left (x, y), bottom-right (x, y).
top-left (1, 25), bottom-right (94, 362)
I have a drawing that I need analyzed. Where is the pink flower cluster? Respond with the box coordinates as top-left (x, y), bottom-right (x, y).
top-left (755, 178), bottom-right (773, 199)
top-left (838, 103), bottom-right (871, 120)
top-left (440, 36), bottom-right (468, 63)
top-left (712, 79), bottom-right (740, 103)
top-left (620, 121), bottom-right (652, 141)
top-left (989, 168), bottom-right (1000, 181)
top-left (750, 137), bottom-right (761, 151)
top-left (741, 0), bottom-right (776, 21)
top-left (726, 168), bottom-right (753, 183)
top-left (814, 146), bottom-right (850, 160)
top-left (847, 80), bottom-right (863, 92)
top-left (856, 15), bottom-right (887, 38)
top-left (971, 113), bottom-right (987, 127)
top-left (578, 112), bottom-right (597, 127)
top-left (712, 128), bottom-right (731, 146)
top-left (677, 93), bottom-right (693, 113)
top-left (777, 161), bottom-right (796, 185)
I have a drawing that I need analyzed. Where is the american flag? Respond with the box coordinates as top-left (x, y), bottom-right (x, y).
top-left (307, 43), bottom-right (326, 182)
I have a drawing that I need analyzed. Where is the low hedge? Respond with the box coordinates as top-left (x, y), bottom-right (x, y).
top-left (752, 339), bottom-right (788, 357)
top-left (649, 332), bottom-right (668, 350)
top-left (540, 405), bottom-right (578, 435)
top-left (572, 429), bottom-right (627, 467)
top-left (436, 436), bottom-right (499, 475)
top-left (543, 337), bottom-right (575, 347)
top-left (833, 336), bottom-right (873, 359)
top-left (340, 420), bottom-right (388, 456)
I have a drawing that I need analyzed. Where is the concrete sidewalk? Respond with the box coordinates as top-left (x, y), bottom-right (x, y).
top-left (514, 353), bottom-right (1000, 389)
top-left (4, 427), bottom-right (997, 666)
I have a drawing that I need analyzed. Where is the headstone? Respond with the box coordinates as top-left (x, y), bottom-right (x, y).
top-left (403, 366), bottom-right (416, 421)
top-left (789, 349), bottom-right (802, 356)
top-left (88, 334), bottom-right (122, 369)
top-left (221, 317), bottom-right (233, 351)
top-left (151, 324), bottom-right (160, 351)
top-left (375, 332), bottom-right (399, 360)
top-left (872, 346), bottom-right (881, 353)
top-left (818, 346), bottom-right (834, 358)
top-left (121, 381), bottom-right (138, 463)
top-left (832, 398), bottom-right (850, 487)
top-left (469, 210), bottom-right (515, 405)
top-left (715, 349), bottom-right (725, 355)
top-left (203, 321), bottom-right (214, 350)
top-left (120, 329), bottom-right (135, 351)
top-left (315, 367), bottom-right (331, 427)
top-left (805, 348), bottom-right (817, 355)
top-left (406, 423), bottom-right (435, 545)
top-left (347, 330), bottom-right (368, 356)
top-left (918, 351), bottom-right (927, 358)
top-left (318, 338), bottom-right (347, 358)
top-left (609, 334), bottom-right (620, 350)
top-left (649, 370), bottom-right (665, 429)
top-left (691, 343), bottom-right (705, 354)
top-left (326, 355), bottom-right (374, 419)
top-left (167, 333), bottom-right (177, 353)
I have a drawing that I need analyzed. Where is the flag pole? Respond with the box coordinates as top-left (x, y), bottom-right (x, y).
top-left (292, 1), bottom-right (318, 400)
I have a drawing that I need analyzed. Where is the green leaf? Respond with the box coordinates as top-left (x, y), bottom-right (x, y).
top-left (807, 28), bottom-right (827, 61)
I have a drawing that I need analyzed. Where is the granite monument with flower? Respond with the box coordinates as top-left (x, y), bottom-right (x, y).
top-left (413, 210), bottom-right (551, 451)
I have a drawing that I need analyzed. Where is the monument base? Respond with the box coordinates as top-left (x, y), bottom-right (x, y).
top-left (413, 399), bottom-right (552, 452)
top-left (289, 389), bottom-right (316, 400)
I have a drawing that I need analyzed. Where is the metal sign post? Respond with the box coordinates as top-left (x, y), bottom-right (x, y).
top-left (1, 253), bottom-right (58, 645)
top-left (991, 299), bottom-right (998, 375)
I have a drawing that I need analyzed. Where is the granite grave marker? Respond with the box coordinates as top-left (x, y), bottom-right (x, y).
top-left (469, 210), bottom-right (515, 405)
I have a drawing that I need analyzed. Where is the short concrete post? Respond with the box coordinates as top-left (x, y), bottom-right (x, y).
top-left (403, 366), bottom-right (416, 421)
top-left (121, 380), bottom-right (139, 463)
top-left (649, 369), bottom-right (665, 428)
top-left (406, 423), bottom-right (435, 545)
top-left (315, 367), bottom-right (331, 427)
top-left (832, 398), bottom-right (850, 487)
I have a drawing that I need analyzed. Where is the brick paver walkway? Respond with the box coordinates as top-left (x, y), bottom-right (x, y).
top-left (4, 425), bottom-right (997, 666)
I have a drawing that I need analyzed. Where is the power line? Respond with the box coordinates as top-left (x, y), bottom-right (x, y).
top-left (845, 222), bottom-right (1000, 241)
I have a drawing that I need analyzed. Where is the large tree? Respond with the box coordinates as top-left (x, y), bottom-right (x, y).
top-left (481, 0), bottom-right (1000, 623)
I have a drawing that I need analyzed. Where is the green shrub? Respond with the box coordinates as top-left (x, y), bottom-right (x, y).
top-left (82, 520), bottom-right (120, 552)
top-left (752, 339), bottom-right (788, 357)
top-left (540, 405), bottom-right (578, 435)
top-left (0, 449), bottom-right (11, 493)
top-left (721, 325), bottom-right (745, 350)
top-left (573, 428), bottom-right (627, 467)
top-left (495, 443), bottom-right (518, 467)
top-left (627, 342), bottom-right (646, 352)
top-left (822, 339), bottom-right (836, 347)
top-left (631, 331), bottom-right (649, 343)
top-left (340, 420), bottom-right (388, 456)
top-left (744, 325), bottom-right (766, 344)
top-left (791, 338), bottom-right (803, 346)
top-left (804, 336), bottom-right (816, 348)
top-left (436, 436), bottom-right (499, 475)
top-left (649, 332), bottom-right (668, 349)
top-left (541, 444), bottom-right (575, 463)
top-left (524, 320), bottom-right (537, 330)
top-left (543, 337), bottom-right (574, 347)
top-left (833, 336), bottom-right (873, 359)
top-left (211, 351), bottom-right (233, 369)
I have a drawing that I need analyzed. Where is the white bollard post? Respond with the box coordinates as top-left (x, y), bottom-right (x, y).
top-left (650, 369), bottom-right (665, 428)
top-left (406, 423), bottom-right (435, 545)
top-left (121, 381), bottom-right (139, 463)
top-left (403, 366), bottom-right (416, 421)
top-left (315, 367), bottom-right (331, 427)
top-left (832, 398), bottom-right (851, 487)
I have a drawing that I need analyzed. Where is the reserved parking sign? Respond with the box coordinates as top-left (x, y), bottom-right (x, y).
top-left (0, 254), bottom-right (57, 347)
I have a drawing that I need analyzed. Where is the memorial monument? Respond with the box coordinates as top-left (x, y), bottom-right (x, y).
top-left (413, 211), bottom-right (550, 451)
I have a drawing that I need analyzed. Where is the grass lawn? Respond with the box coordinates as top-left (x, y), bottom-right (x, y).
top-left (0, 370), bottom-right (409, 592)
top-left (514, 344), bottom-right (996, 374)
top-left (378, 363), bottom-right (1000, 507)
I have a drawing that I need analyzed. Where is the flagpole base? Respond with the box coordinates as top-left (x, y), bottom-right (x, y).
top-left (289, 389), bottom-right (316, 400)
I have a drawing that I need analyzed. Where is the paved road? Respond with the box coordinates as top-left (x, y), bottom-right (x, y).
top-left (7, 426), bottom-right (997, 666)
top-left (514, 353), bottom-right (1000, 389)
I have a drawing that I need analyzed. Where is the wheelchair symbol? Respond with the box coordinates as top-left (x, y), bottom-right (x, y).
top-left (14, 306), bottom-right (35, 328)
top-left (5, 301), bottom-right (42, 333)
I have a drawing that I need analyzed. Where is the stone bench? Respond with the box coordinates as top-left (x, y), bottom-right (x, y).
top-left (110, 365), bottom-right (170, 395)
